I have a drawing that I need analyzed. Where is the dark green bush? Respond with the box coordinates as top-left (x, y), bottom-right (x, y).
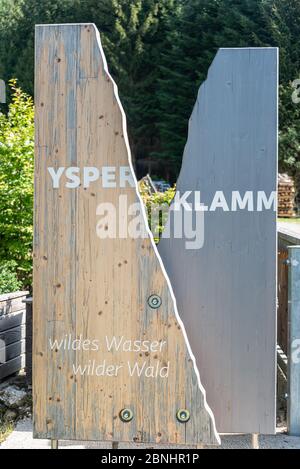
top-left (0, 260), bottom-right (21, 294)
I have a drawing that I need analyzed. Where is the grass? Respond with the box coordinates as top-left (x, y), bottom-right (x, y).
top-left (0, 419), bottom-right (14, 444)
top-left (0, 403), bottom-right (14, 444)
top-left (278, 217), bottom-right (300, 223)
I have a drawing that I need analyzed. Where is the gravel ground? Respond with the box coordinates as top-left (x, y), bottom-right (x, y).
top-left (0, 418), bottom-right (299, 449)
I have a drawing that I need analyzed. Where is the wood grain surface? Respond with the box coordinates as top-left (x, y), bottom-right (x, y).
top-left (0, 291), bottom-right (28, 381)
top-left (33, 23), bottom-right (219, 445)
top-left (159, 48), bottom-right (278, 434)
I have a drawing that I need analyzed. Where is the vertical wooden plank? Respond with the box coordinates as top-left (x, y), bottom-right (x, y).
top-left (159, 48), bottom-right (278, 434)
top-left (287, 245), bottom-right (300, 436)
top-left (278, 244), bottom-right (288, 353)
top-left (34, 24), bottom-right (78, 439)
top-left (33, 23), bottom-right (219, 445)
top-left (23, 297), bottom-right (33, 385)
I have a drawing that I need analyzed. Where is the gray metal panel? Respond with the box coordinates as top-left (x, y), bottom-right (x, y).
top-left (158, 48), bottom-right (278, 434)
top-left (287, 246), bottom-right (300, 436)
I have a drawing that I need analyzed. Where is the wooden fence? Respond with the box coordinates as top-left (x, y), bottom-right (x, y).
top-left (0, 291), bottom-right (30, 381)
top-left (277, 225), bottom-right (300, 432)
top-left (0, 226), bottom-right (296, 413)
top-left (278, 227), bottom-right (300, 354)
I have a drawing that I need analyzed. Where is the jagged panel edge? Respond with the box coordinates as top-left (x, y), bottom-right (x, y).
top-left (92, 23), bottom-right (220, 444)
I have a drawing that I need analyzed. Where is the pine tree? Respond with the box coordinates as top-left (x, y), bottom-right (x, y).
top-left (155, 0), bottom-right (274, 177)
top-left (92, 0), bottom-right (176, 170)
top-left (0, 1), bottom-right (73, 95)
top-left (264, 0), bottom-right (300, 193)
top-left (0, 0), bottom-right (175, 167)
top-left (2, 0), bottom-right (300, 183)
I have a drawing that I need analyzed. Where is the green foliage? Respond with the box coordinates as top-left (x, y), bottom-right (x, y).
top-left (263, 0), bottom-right (300, 195)
top-left (0, 260), bottom-right (22, 294)
top-left (0, 0), bottom-right (174, 168)
top-left (154, 0), bottom-right (274, 173)
top-left (1, 0), bottom-right (300, 188)
top-left (279, 83), bottom-right (300, 186)
top-left (0, 79), bottom-right (34, 286)
top-left (139, 182), bottom-right (175, 242)
top-left (94, 0), bottom-right (176, 163)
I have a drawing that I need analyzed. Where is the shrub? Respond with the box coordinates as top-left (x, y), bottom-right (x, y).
top-left (0, 260), bottom-right (21, 294)
top-left (139, 182), bottom-right (175, 243)
top-left (0, 80), bottom-right (34, 287)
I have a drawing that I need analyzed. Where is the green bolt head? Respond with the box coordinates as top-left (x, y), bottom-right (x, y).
top-left (147, 294), bottom-right (162, 309)
top-left (176, 409), bottom-right (190, 423)
top-left (119, 408), bottom-right (133, 422)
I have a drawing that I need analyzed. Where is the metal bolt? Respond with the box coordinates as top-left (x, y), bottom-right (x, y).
top-left (119, 408), bottom-right (133, 422)
top-left (147, 294), bottom-right (162, 309)
top-left (176, 409), bottom-right (190, 423)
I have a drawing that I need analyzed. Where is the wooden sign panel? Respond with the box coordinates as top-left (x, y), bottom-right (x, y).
top-left (159, 48), bottom-right (278, 434)
top-left (33, 23), bottom-right (219, 445)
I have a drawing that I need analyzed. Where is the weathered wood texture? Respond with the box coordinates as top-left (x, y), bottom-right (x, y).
top-left (0, 325), bottom-right (26, 347)
top-left (278, 240), bottom-right (289, 354)
top-left (0, 291), bottom-right (28, 316)
top-left (277, 173), bottom-right (295, 218)
top-left (278, 228), bottom-right (300, 355)
top-left (0, 79), bottom-right (5, 103)
top-left (0, 355), bottom-right (26, 380)
top-left (0, 291), bottom-right (28, 381)
top-left (33, 24), bottom-right (219, 445)
top-left (23, 297), bottom-right (33, 385)
top-left (276, 230), bottom-right (300, 430)
top-left (159, 48), bottom-right (278, 434)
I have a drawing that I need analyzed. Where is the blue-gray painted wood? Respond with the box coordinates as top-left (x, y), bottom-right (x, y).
top-left (0, 292), bottom-right (28, 381)
top-left (0, 324), bottom-right (26, 346)
top-left (0, 310), bottom-right (26, 333)
top-left (0, 355), bottom-right (25, 380)
top-left (158, 48), bottom-right (278, 434)
top-left (0, 339), bottom-right (26, 362)
top-left (287, 246), bottom-right (300, 436)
